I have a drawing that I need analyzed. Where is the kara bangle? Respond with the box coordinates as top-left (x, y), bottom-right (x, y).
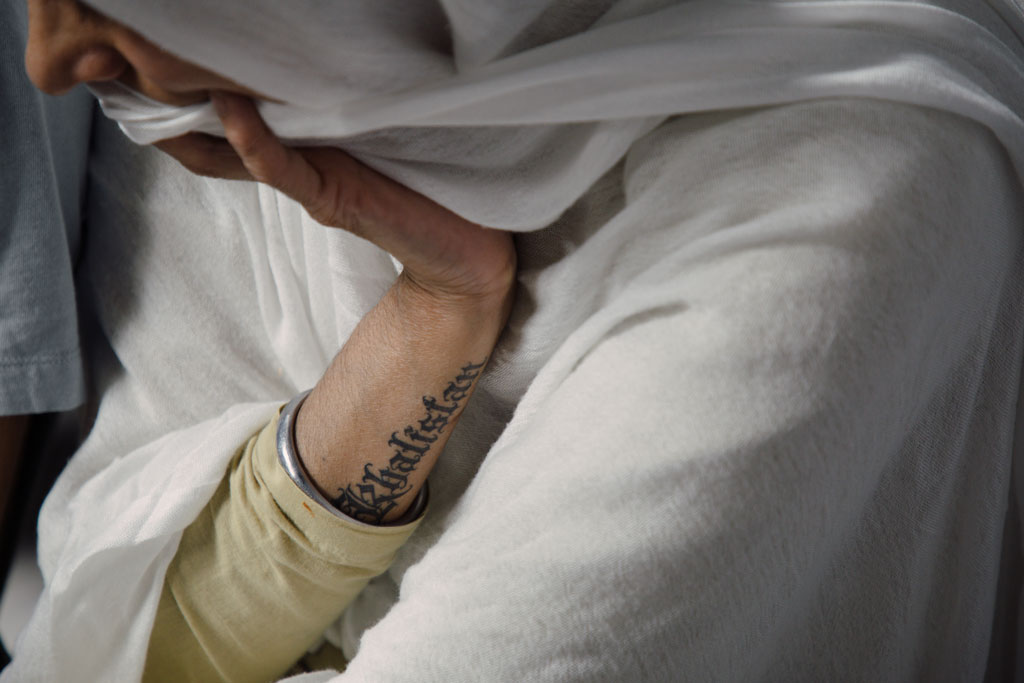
top-left (276, 390), bottom-right (428, 526)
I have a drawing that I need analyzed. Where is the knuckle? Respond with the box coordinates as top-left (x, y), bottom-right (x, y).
top-left (305, 192), bottom-right (343, 227)
top-left (229, 128), bottom-right (264, 161)
top-left (335, 182), bottom-right (369, 232)
top-left (243, 156), bottom-right (274, 184)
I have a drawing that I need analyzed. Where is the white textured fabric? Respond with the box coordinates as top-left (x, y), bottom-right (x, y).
top-left (4, 1), bottom-right (1024, 682)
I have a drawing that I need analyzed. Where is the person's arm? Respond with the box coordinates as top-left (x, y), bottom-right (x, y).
top-left (213, 89), bottom-right (517, 521)
top-left (166, 93), bottom-right (516, 523)
top-left (143, 93), bottom-right (515, 680)
top-left (144, 278), bottom-right (511, 682)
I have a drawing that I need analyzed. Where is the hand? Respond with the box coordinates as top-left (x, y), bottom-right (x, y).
top-left (155, 93), bottom-right (516, 304)
top-left (155, 93), bottom-right (516, 526)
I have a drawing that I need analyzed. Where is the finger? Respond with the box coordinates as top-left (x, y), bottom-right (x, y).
top-left (210, 92), bottom-right (327, 211)
top-left (154, 133), bottom-right (253, 180)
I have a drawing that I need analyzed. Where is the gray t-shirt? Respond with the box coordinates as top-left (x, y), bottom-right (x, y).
top-left (0, 0), bottom-right (93, 414)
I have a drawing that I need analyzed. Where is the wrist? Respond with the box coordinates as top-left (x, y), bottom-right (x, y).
top-left (393, 269), bottom-right (515, 337)
top-left (393, 225), bottom-right (517, 308)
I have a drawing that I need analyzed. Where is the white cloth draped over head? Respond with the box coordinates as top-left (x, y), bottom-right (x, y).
top-left (7, 1), bottom-right (1024, 682)
top-left (84, 0), bottom-right (1024, 230)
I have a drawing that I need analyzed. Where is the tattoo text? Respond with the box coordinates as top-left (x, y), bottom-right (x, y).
top-left (331, 360), bottom-right (486, 523)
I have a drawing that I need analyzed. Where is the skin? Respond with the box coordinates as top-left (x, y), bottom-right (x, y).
top-left (25, 0), bottom-right (517, 523)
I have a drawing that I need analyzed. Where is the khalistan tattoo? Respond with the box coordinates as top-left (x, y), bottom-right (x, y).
top-left (331, 360), bottom-right (486, 524)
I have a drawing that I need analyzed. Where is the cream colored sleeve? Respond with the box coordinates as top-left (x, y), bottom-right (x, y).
top-left (143, 410), bottom-right (425, 682)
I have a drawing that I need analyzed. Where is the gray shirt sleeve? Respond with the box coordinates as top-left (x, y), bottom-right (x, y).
top-left (0, 0), bottom-right (94, 414)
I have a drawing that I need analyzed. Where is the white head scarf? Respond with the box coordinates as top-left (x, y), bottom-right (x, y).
top-left (84, 0), bottom-right (1024, 230)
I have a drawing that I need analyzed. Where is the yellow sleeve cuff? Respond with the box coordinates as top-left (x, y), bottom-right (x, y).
top-left (259, 406), bottom-right (427, 564)
top-left (144, 410), bottom-right (424, 683)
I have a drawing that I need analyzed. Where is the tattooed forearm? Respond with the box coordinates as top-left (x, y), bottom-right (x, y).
top-left (331, 360), bottom-right (486, 524)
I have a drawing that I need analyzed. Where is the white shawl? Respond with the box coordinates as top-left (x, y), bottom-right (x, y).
top-left (5, 1), bottom-right (1024, 681)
